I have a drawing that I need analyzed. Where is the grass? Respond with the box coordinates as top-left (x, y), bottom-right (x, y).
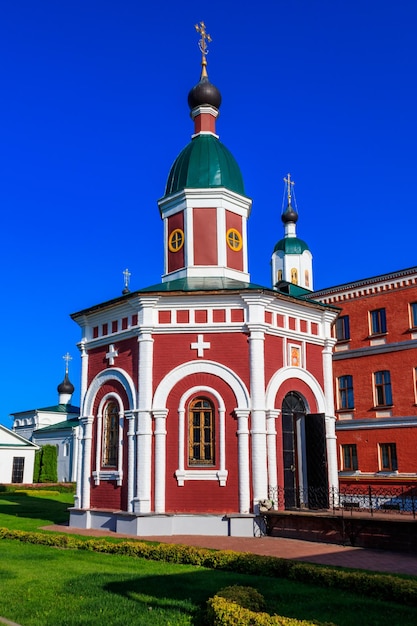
top-left (0, 490), bottom-right (74, 531)
top-left (1, 490), bottom-right (417, 625)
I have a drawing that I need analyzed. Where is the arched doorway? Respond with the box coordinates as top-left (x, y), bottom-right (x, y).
top-left (281, 392), bottom-right (329, 510)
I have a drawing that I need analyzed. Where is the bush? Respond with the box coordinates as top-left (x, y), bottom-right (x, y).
top-left (33, 449), bottom-right (41, 482)
top-left (215, 585), bottom-right (266, 612)
top-left (0, 483), bottom-right (75, 494)
top-left (206, 594), bottom-right (331, 625)
top-left (38, 445), bottom-right (58, 482)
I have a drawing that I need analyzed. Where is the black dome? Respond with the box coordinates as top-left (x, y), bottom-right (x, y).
top-left (57, 373), bottom-right (74, 395)
top-left (188, 77), bottom-right (222, 110)
top-left (281, 203), bottom-right (298, 224)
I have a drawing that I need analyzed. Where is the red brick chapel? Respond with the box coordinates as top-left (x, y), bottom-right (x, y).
top-left (69, 25), bottom-right (339, 537)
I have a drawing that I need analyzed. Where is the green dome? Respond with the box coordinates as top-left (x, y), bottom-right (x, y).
top-left (165, 134), bottom-right (244, 197)
top-left (273, 237), bottom-right (310, 254)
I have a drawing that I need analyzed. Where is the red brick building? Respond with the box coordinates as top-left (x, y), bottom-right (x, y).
top-left (313, 267), bottom-right (417, 507)
top-left (69, 41), bottom-right (339, 536)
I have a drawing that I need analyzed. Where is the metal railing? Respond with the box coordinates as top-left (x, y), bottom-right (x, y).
top-left (266, 485), bottom-right (417, 518)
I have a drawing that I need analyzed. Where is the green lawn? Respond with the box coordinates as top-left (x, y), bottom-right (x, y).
top-left (1, 490), bottom-right (417, 625)
top-left (0, 490), bottom-right (74, 531)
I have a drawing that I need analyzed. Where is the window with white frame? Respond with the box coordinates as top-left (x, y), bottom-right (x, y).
top-left (188, 397), bottom-right (215, 466)
top-left (374, 370), bottom-right (392, 406)
top-left (338, 375), bottom-right (354, 409)
top-left (370, 308), bottom-right (387, 335)
top-left (341, 444), bottom-right (358, 471)
top-left (379, 443), bottom-right (397, 471)
top-left (102, 401), bottom-right (119, 467)
top-left (335, 315), bottom-right (350, 341)
top-left (410, 302), bottom-right (417, 328)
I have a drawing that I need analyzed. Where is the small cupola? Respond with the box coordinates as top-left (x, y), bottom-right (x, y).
top-left (271, 174), bottom-right (313, 290)
top-left (57, 353), bottom-right (75, 405)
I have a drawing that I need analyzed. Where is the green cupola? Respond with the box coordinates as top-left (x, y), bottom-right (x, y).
top-left (157, 22), bottom-right (252, 285)
top-left (271, 174), bottom-right (313, 290)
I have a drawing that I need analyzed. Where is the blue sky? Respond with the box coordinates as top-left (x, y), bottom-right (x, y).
top-left (1, 1), bottom-right (416, 426)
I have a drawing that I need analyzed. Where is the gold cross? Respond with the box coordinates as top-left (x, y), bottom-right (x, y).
top-left (283, 173), bottom-right (295, 204)
top-left (195, 21), bottom-right (212, 56)
top-left (195, 21), bottom-right (212, 78)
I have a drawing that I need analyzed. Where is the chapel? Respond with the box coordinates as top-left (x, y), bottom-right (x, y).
top-left (69, 24), bottom-right (339, 537)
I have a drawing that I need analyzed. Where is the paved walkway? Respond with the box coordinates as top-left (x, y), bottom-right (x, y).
top-left (44, 524), bottom-right (417, 576)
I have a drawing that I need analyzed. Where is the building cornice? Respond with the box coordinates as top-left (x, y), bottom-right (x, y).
top-left (333, 339), bottom-right (417, 360)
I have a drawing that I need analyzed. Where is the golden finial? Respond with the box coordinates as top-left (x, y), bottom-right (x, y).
top-left (283, 173), bottom-right (295, 205)
top-left (195, 21), bottom-right (212, 79)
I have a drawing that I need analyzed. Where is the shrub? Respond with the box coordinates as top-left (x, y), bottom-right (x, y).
top-left (38, 445), bottom-right (58, 483)
top-left (33, 449), bottom-right (41, 482)
top-left (215, 585), bottom-right (266, 612)
top-left (206, 594), bottom-right (332, 625)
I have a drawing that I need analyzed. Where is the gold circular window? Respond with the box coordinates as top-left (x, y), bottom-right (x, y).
top-left (226, 228), bottom-right (243, 251)
top-left (168, 228), bottom-right (184, 252)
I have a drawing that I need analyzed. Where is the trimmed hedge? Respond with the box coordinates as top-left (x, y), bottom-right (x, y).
top-left (0, 483), bottom-right (75, 494)
top-left (206, 594), bottom-right (333, 625)
top-left (0, 528), bottom-right (416, 608)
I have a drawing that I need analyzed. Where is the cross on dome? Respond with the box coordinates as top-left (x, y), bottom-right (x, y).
top-left (283, 173), bottom-right (295, 205)
top-left (195, 21), bottom-right (212, 79)
top-left (63, 352), bottom-right (72, 374)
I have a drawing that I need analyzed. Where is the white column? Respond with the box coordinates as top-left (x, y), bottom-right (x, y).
top-left (125, 412), bottom-right (136, 513)
top-left (248, 325), bottom-right (268, 508)
top-left (266, 409), bottom-right (280, 502)
top-left (135, 329), bottom-right (154, 513)
top-left (321, 313), bottom-right (339, 494)
top-left (153, 409), bottom-right (168, 513)
top-left (80, 416), bottom-right (93, 511)
top-left (235, 409), bottom-right (250, 514)
top-left (71, 425), bottom-right (79, 483)
top-left (78, 341), bottom-right (89, 413)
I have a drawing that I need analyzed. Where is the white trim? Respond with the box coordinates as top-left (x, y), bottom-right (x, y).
top-left (175, 386), bottom-right (228, 486)
top-left (82, 368), bottom-right (137, 415)
top-left (152, 360), bottom-right (250, 411)
top-left (265, 366), bottom-right (326, 413)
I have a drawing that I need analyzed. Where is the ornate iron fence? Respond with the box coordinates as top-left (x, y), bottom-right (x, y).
top-left (266, 484), bottom-right (417, 518)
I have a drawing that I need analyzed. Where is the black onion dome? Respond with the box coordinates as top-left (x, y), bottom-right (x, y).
top-left (57, 372), bottom-right (74, 395)
top-left (188, 76), bottom-right (222, 110)
top-left (281, 203), bottom-right (298, 224)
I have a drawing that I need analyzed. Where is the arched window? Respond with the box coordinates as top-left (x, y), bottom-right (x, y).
top-left (102, 401), bottom-right (119, 467)
top-left (188, 398), bottom-right (215, 465)
top-left (291, 268), bottom-right (298, 284)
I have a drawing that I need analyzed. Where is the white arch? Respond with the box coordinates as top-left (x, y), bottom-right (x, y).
top-left (82, 368), bottom-right (137, 416)
top-left (265, 367), bottom-right (326, 414)
top-left (152, 360), bottom-right (250, 411)
top-left (178, 385), bottom-right (226, 412)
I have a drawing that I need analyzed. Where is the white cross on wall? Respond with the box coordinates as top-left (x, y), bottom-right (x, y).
top-left (191, 334), bottom-right (211, 358)
top-left (106, 344), bottom-right (119, 365)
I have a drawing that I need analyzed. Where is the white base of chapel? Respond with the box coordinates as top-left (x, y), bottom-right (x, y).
top-left (69, 508), bottom-right (261, 537)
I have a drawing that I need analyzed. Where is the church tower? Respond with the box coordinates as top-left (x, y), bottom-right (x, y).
top-left (158, 22), bottom-right (252, 284)
top-left (271, 174), bottom-right (313, 290)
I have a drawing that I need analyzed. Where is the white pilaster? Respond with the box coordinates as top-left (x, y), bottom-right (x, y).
top-left (153, 409), bottom-right (168, 513)
top-left (126, 412), bottom-right (136, 512)
top-left (266, 409), bottom-right (280, 498)
top-left (323, 335), bottom-right (339, 492)
top-left (241, 294), bottom-right (272, 510)
top-left (79, 342), bottom-right (89, 414)
top-left (135, 330), bottom-right (154, 513)
top-left (235, 409), bottom-right (250, 514)
top-left (80, 416), bottom-right (93, 511)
